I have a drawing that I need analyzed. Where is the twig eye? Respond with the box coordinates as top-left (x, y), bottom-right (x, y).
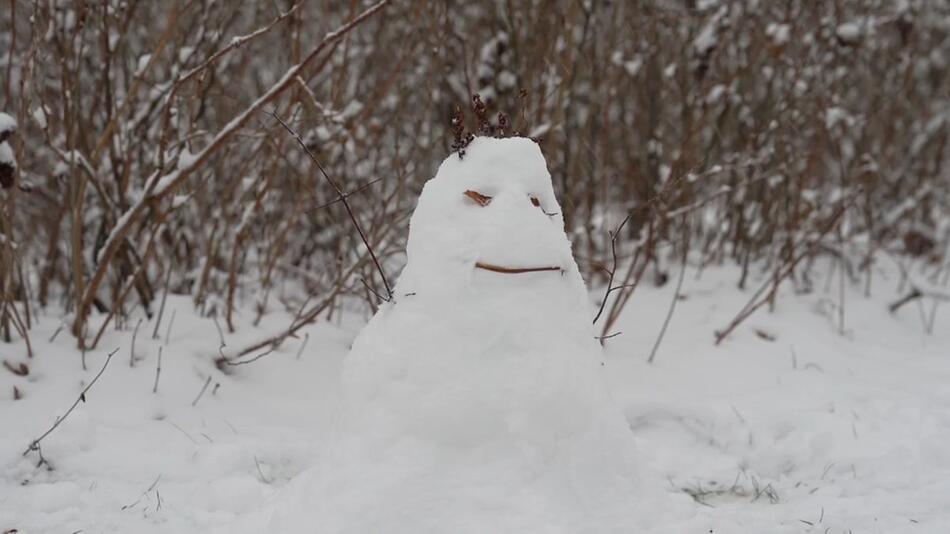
top-left (464, 190), bottom-right (492, 206)
top-left (530, 195), bottom-right (559, 217)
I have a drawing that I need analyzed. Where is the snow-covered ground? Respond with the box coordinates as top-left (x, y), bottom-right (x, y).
top-left (2, 259), bottom-right (949, 533)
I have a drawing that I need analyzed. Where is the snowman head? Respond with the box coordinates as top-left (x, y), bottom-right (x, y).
top-left (396, 137), bottom-right (582, 296)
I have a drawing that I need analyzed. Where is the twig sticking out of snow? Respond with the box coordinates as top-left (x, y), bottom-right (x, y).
top-left (130, 318), bottom-right (143, 367)
top-left (22, 347), bottom-right (120, 468)
top-left (592, 214), bottom-right (631, 325)
top-left (164, 309), bottom-right (177, 346)
top-left (212, 314), bottom-right (227, 359)
top-left (295, 333), bottom-right (310, 360)
top-left (153, 346), bottom-right (163, 394)
top-left (152, 265), bottom-right (173, 340)
top-left (191, 376), bottom-right (213, 407)
top-left (648, 217), bottom-right (690, 364)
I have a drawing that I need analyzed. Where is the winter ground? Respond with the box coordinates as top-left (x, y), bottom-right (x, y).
top-left (2, 260), bottom-right (949, 533)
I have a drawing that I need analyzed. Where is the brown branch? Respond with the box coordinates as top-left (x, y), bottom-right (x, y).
top-left (593, 214), bottom-right (631, 324)
top-left (313, 177), bottom-right (383, 210)
top-left (474, 262), bottom-right (562, 274)
top-left (224, 295), bottom-right (313, 366)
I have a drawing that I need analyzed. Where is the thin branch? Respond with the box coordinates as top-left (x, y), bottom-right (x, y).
top-left (224, 295), bottom-right (312, 366)
top-left (164, 309), bottom-right (177, 346)
top-left (648, 218), bottom-right (690, 364)
top-left (191, 376), bottom-right (212, 407)
top-left (313, 177), bottom-right (383, 210)
top-left (295, 333), bottom-right (310, 360)
top-left (593, 214), bottom-right (632, 324)
top-left (130, 318), bottom-right (143, 367)
top-left (152, 262), bottom-right (173, 339)
top-left (23, 347), bottom-right (120, 465)
top-left (268, 109), bottom-right (393, 300)
top-left (359, 276), bottom-right (390, 303)
top-left (153, 346), bottom-right (163, 394)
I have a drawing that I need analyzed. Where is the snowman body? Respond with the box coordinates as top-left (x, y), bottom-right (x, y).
top-left (267, 137), bottom-right (641, 532)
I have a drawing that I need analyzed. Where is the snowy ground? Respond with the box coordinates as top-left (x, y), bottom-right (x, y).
top-left (2, 260), bottom-right (949, 533)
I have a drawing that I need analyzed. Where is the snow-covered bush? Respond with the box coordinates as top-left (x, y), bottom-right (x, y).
top-left (0, 0), bottom-right (946, 350)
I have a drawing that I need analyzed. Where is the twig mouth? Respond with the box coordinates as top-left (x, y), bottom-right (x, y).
top-left (474, 262), bottom-right (562, 274)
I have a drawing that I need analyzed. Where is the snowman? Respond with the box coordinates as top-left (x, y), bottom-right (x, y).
top-left (260, 137), bottom-right (646, 532)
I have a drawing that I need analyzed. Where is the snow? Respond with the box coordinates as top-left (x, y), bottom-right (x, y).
top-left (135, 54), bottom-right (152, 77)
top-left (836, 22), bottom-right (862, 43)
top-left (31, 107), bottom-right (48, 129)
top-left (1, 258), bottom-right (949, 531)
top-left (766, 23), bottom-right (791, 45)
top-left (0, 142), bottom-right (14, 168)
top-left (825, 106), bottom-right (852, 130)
top-left (0, 112), bottom-right (16, 136)
top-left (694, 7), bottom-right (727, 56)
top-left (3, 138), bottom-right (950, 532)
top-left (0, 110), bottom-right (15, 168)
top-left (177, 148), bottom-right (198, 170)
top-left (705, 84), bottom-right (727, 104)
top-left (623, 57), bottom-right (643, 76)
top-left (694, 24), bottom-right (718, 56)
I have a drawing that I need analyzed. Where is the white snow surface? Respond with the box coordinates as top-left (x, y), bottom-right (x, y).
top-left (2, 262), bottom-right (950, 532)
top-left (2, 139), bottom-right (950, 533)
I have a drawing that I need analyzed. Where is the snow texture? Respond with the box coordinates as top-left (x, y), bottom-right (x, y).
top-left (2, 259), bottom-right (950, 532)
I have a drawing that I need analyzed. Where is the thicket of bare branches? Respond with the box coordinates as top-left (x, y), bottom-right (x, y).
top-left (0, 0), bottom-right (948, 352)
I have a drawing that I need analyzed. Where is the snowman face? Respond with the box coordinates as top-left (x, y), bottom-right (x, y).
top-left (399, 137), bottom-right (578, 292)
top-left (461, 189), bottom-right (563, 274)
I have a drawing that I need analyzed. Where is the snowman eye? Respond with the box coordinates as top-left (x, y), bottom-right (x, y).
top-left (530, 195), bottom-right (559, 217)
top-left (463, 190), bottom-right (492, 207)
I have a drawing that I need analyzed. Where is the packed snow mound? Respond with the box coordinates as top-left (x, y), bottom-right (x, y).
top-left (255, 137), bottom-right (651, 531)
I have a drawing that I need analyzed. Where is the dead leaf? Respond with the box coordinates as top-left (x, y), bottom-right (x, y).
top-left (463, 190), bottom-right (492, 207)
